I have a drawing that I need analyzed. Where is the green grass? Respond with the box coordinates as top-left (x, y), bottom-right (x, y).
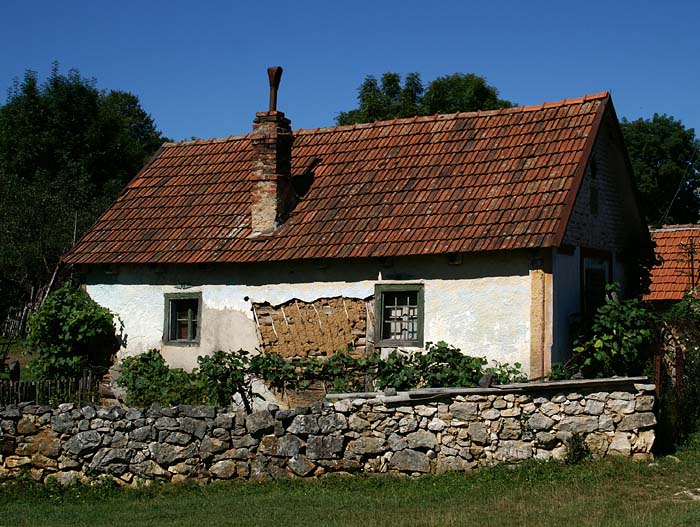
top-left (2, 447), bottom-right (700, 527)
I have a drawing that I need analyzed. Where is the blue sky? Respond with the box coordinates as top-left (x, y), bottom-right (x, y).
top-left (1, 1), bottom-right (698, 141)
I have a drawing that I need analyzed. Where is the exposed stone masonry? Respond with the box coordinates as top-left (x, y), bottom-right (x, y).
top-left (0, 379), bottom-right (655, 486)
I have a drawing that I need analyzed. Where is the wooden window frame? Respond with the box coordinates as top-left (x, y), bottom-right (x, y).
top-left (374, 283), bottom-right (424, 348)
top-left (163, 292), bottom-right (202, 346)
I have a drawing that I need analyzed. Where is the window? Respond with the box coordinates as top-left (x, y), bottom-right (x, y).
top-left (374, 284), bottom-right (424, 347)
top-left (164, 293), bottom-right (201, 344)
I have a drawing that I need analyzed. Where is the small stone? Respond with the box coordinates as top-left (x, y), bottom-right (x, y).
top-left (608, 432), bottom-right (631, 456)
top-left (415, 405), bottom-right (437, 417)
top-left (406, 430), bottom-right (437, 450)
top-left (584, 400), bottom-right (605, 415)
top-left (492, 399), bottom-right (507, 409)
top-left (427, 418), bottom-right (446, 432)
top-left (618, 412), bottom-right (657, 432)
top-left (285, 454), bottom-right (313, 476)
top-left (210, 460), bottom-right (237, 479)
top-left (634, 383), bottom-right (656, 393)
top-left (200, 436), bottom-right (229, 454)
top-left (319, 413), bottom-right (348, 434)
top-left (63, 431), bottom-right (101, 456)
top-left (387, 433), bottom-right (408, 451)
top-left (527, 413), bottom-right (555, 431)
top-left (347, 437), bottom-right (385, 456)
top-left (307, 435), bottom-right (344, 459)
top-left (16, 417), bottom-right (37, 435)
top-left (154, 417), bottom-right (180, 431)
top-left (481, 409), bottom-right (500, 420)
top-left (558, 416), bottom-right (599, 434)
top-left (449, 402), bottom-right (478, 421)
top-left (389, 449), bottom-right (430, 473)
top-left (398, 415), bottom-right (418, 434)
top-left (551, 394), bottom-right (567, 403)
top-left (287, 415), bottom-right (320, 436)
top-left (467, 422), bottom-right (490, 444)
top-left (348, 414), bottom-right (370, 432)
top-left (635, 396), bottom-right (655, 412)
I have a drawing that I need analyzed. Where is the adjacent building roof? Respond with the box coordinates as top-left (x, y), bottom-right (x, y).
top-left (64, 92), bottom-right (612, 265)
top-left (646, 225), bottom-right (700, 301)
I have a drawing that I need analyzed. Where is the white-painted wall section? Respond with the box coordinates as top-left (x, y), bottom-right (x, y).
top-left (85, 253), bottom-right (533, 373)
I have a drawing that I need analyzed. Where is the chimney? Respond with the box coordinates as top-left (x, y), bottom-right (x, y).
top-left (250, 66), bottom-right (294, 236)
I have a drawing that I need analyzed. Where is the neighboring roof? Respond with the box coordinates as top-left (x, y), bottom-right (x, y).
top-left (65, 92), bottom-right (611, 265)
top-left (646, 225), bottom-right (700, 301)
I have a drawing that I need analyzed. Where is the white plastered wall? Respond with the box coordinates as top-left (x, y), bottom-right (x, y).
top-left (85, 252), bottom-right (533, 374)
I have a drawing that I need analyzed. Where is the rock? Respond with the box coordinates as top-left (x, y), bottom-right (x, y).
top-left (333, 399), bottom-right (353, 413)
top-left (551, 394), bottom-right (567, 403)
top-left (288, 454), bottom-right (315, 476)
top-left (634, 430), bottom-right (655, 453)
top-left (154, 417), bottom-right (180, 431)
top-left (287, 415), bottom-right (319, 436)
top-left (481, 409), bottom-right (500, 420)
top-left (63, 430), bottom-right (101, 456)
top-left (494, 440), bottom-right (532, 461)
top-left (500, 418), bottom-right (521, 439)
top-left (277, 435), bottom-right (303, 457)
top-left (527, 413), bottom-right (555, 431)
top-left (415, 405), bottom-right (437, 417)
top-left (148, 443), bottom-right (196, 466)
top-left (427, 418), bottom-right (446, 432)
top-left (231, 435), bottom-right (258, 449)
top-left (179, 417), bottom-right (208, 439)
top-left (348, 414), bottom-right (370, 432)
top-left (598, 414), bottom-right (614, 432)
top-left (610, 391), bottom-right (634, 401)
top-left (584, 400), bottom-right (605, 415)
top-left (347, 437), bottom-right (385, 456)
top-left (210, 460), bottom-right (237, 479)
top-left (449, 402), bottom-right (478, 421)
top-left (90, 448), bottom-right (133, 474)
top-left (492, 399), bottom-right (508, 409)
top-left (52, 471), bottom-right (81, 486)
top-left (31, 453), bottom-right (58, 470)
top-left (608, 432), bottom-right (631, 456)
top-left (178, 405), bottom-right (216, 419)
top-left (307, 435), bottom-right (344, 459)
top-left (558, 416), bottom-right (599, 434)
top-left (164, 432), bottom-right (191, 446)
top-left (200, 436), bottom-right (229, 454)
top-left (467, 422), bottom-right (490, 444)
top-left (32, 429), bottom-right (61, 457)
top-left (634, 383), bottom-right (656, 393)
top-left (397, 415), bottom-right (418, 434)
top-left (586, 433), bottom-right (610, 456)
top-left (81, 406), bottom-right (97, 419)
top-left (130, 425), bottom-right (154, 443)
top-left (618, 412), bottom-right (657, 432)
top-left (500, 407), bottom-right (521, 417)
top-left (213, 413), bottom-right (234, 429)
top-left (389, 449), bottom-right (430, 473)
top-left (387, 433), bottom-right (408, 451)
top-left (131, 460), bottom-right (170, 478)
top-left (319, 413), bottom-right (348, 434)
top-left (5, 456), bottom-right (31, 468)
top-left (535, 432), bottom-right (558, 449)
top-left (16, 417), bottom-right (37, 435)
top-left (51, 413), bottom-right (76, 434)
top-left (635, 396), bottom-right (655, 412)
top-left (406, 430), bottom-right (437, 450)
top-left (258, 435), bottom-right (279, 456)
top-left (607, 399), bottom-right (635, 414)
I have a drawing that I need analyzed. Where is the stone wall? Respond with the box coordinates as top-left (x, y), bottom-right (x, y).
top-left (0, 378), bottom-right (656, 485)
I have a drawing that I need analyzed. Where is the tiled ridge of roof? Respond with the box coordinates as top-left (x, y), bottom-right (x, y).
top-left (64, 92), bottom-right (610, 265)
top-left (647, 225), bottom-right (700, 301)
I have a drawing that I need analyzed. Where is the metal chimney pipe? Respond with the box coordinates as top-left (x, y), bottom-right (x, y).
top-left (267, 66), bottom-right (283, 112)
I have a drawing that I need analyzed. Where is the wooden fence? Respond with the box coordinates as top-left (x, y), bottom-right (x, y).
top-left (0, 373), bottom-right (100, 406)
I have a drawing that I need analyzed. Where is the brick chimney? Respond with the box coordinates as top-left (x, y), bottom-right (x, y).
top-left (250, 66), bottom-right (294, 236)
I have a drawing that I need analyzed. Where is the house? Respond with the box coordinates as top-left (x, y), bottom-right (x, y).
top-left (646, 224), bottom-right (700, 303)
top-left (63, 67), bottom-right (647, 379)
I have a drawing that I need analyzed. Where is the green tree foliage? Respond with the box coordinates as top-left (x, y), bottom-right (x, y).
top-left (620, 114), bottom-right (700, 225)
top-left (0, 65), bottom-right (165, 320)
top-left (27, 284), bottom-right (122, 379)
top-left (336, 72), bottom-right (513, 125)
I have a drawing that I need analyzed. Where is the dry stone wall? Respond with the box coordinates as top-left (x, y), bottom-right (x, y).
top-left (0, 378), bottom-right (656, 485)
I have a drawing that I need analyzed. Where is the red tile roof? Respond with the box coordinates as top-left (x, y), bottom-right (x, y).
top-left (646, 225), bottom-right (700, 301)
top-left (64, 92), bottom-right (611, 265)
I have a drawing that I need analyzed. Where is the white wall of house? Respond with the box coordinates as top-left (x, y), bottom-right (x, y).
top-left (85, 252), bottom-right (534, 374)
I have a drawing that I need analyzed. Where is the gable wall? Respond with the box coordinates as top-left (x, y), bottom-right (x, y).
top-left (85, 252), bottom-right (534, 375)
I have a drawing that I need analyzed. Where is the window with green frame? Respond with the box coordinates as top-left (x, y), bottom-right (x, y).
top-left (164, 292), bottom-right (201, 344)
top-left (374, 283), bottom-right (424, 347)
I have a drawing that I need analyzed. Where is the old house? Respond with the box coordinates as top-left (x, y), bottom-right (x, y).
top-left (64, 68), bottom-right (646, 379)
top-left (646, 224), bottom-right (700, 304)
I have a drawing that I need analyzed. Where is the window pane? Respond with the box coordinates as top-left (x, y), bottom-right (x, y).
top-left (382, 291), bottom-right (419, 341)
top-left (170, 298), bottom-right (199, 341)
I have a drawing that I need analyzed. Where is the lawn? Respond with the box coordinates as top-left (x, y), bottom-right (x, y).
top-left (2, 446), bottom-right (700, 527)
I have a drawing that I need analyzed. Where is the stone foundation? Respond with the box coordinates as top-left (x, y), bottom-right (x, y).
top-left (0, 377), bottom-right (655, 485)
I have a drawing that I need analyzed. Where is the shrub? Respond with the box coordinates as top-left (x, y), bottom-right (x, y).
top-left (118, 350), bottom-right (207, 407)
top-left (376, 341), bottom-right (525, 390)
top-left (553, 284), bottom-right (656, 379)
top-left (197, 351), bottom-right (253, 411)
top-left (27, 284), bottom-right (122, 379)
top-left (564, 432), bottom-right (591, 465)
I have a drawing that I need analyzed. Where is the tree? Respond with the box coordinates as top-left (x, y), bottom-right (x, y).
top-left (621, 114), bottom-right (700, 225)
top-left (0, 65), bottom-right (166, 322)
top-left (336, 72), bottom-right (513, 125)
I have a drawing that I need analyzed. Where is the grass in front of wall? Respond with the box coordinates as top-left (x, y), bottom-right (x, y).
top-left (2, 445), bottom-right (700, 527)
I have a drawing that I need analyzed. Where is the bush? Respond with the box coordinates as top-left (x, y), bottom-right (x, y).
top-left (27, 284), bottom-right (122, 379)
top-left (118, 350), bottom-right (207, 407)
top-left (552, 284), bottom-right (656, 379)
top-left (376, 341), bottom-right (525, 390)
top-left (198, 351), bottom-right (253, 411)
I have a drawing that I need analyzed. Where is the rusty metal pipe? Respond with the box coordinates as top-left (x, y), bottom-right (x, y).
top-left (267, 66), bottom-right (283, 112)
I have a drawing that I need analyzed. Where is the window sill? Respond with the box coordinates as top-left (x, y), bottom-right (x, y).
top-left (375, 339), bottom-right (422, 348)
top-left (163, 340), bottom-right (200, 347)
